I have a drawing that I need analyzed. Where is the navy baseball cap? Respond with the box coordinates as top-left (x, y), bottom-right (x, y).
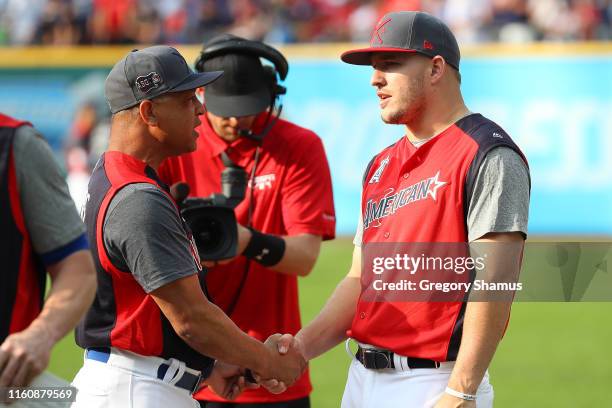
top-left (341, 11), bottom-right (460, 71)
top-left (105, 45), bottom-right (223, 114)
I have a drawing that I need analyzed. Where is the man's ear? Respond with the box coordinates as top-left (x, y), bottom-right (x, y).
top-left (430, 56), bottom-right (446, 85)
top-left (139, 100), bottom-right (158, 126)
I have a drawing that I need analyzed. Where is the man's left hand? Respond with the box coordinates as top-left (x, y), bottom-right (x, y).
top-left (0, 325), bottom-right (54, 387)
top-left (205, 361), bottom-right (259, 400)
top-left (433, 393), bottom-right (477, 408)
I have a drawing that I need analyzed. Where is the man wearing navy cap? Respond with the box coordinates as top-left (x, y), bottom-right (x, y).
top-left (71, 46), bottom-right (306, 408)
top-left (277, 11), bottom-right (530, 408)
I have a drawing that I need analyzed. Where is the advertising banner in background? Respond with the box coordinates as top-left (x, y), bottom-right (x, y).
top-left (0, 46), bottom-right (610, 235)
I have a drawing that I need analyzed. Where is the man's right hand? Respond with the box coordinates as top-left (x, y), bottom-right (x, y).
top-left (254, 334), bottom-right (306, 387)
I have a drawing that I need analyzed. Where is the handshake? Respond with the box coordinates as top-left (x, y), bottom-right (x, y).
top-left (205, 333), bottom-right (305, 400)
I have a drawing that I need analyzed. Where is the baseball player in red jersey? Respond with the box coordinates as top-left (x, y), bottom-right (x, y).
top-left (158, 35), bottom-right (335, 408)
top-left (276, 11), bottom-right (531, 408)
top-left (0, 113), bottom-right (96, 399)
top-left (71, 46), bottom-right (305, 408)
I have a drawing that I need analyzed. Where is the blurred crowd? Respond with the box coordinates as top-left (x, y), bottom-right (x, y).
top-left (0, 0), bottom-right (610, 46)
top-left (2, 0), bottom-right (609, 201)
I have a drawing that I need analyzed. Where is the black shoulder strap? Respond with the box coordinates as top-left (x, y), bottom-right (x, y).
top-left (362, 155), bottom-right (377, 187)
top-left (0, 127), bottom-right (18, 342)
top-left (457, 114), bottom-right (530, 221)
top-left (0, 127), bottom-right (15, 182)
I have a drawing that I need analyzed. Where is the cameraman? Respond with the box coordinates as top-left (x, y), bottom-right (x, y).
top-left (159, 35), bottom-right (335, 408)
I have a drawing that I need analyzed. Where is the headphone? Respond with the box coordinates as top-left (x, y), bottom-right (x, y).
top-left (194, 37), bottom-right (290, 316)
top-left (194, 36), bottom-right (288, 102)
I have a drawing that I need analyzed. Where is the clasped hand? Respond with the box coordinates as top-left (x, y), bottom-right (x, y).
top-left (252, 333), bottom-right (306, 394)
top-left (206, 333), bottom-right (306, 399)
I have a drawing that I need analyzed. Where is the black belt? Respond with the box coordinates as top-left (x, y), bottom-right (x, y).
top-left (86, 347), bottom-right (202, 393)
top-left (356, 346), bottom-right (441, 370)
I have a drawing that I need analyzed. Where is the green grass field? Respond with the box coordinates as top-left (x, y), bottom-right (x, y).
top-left (49, 238), bottom-right (612, 407)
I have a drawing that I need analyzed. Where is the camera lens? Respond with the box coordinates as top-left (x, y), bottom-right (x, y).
top-left (182, 206), bottom-right (238, 261)
top-left (196, 217), bottom-right (224, 251)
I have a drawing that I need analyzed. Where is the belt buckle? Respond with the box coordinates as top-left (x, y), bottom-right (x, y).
top-left (358, 347), bottom-right (366, 364)
top-left (375, 350), bottom-right (392, 369)
top-left (363, 348), bottom-right (392, 369)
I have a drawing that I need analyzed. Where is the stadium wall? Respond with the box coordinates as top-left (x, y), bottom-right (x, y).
top-left (0, 43), bottom-right (610, 235)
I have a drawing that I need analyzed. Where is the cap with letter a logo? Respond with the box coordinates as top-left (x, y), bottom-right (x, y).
top-left (341, 11), bottom-right (460, 71)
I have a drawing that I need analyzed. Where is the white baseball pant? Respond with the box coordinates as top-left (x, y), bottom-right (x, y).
top-left (341, 342), bottom-right (494, 408)
top-left (70, 348), bottom-right (200, 408)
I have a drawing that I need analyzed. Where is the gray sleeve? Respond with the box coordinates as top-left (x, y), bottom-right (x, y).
top-left (103, 183), bottom-right (199, 293)
top-left (466, 146), bottom-right (530, 242)
top-left (13, 126), bottom-right (86, 254)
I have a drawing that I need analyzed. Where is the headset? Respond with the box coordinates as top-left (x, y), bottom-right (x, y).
top-left (194, 36), bottom-right (288, 141)
top-left (195, 37), bottom-right (288, 94)
top-left (194, 36), bottom-right (290, 316)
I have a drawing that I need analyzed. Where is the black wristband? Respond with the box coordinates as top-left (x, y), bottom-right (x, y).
top-left (242, 228), bottom-right (286, 266)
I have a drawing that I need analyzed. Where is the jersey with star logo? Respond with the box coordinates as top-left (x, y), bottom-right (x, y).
top-left (351, 113), bottom-right (529, 362)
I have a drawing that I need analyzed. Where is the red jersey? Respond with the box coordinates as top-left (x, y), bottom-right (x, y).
top-left (159, 114), bottom-right (335, 403)
top-left (76, 151), bottom-right (215, 376)
top-left (0, 114), bottom-right (46, 342)
top-left (349, 114), bottom-right (528, 362)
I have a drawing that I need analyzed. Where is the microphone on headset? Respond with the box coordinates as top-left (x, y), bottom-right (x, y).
top-left (237, 129), bottom-right (254, 138)
top-left (235, 102), bottom-right (283, 142)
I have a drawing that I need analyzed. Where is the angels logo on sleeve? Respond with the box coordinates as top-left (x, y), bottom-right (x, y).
top-left (369, 156), bottom-right (390, 184)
